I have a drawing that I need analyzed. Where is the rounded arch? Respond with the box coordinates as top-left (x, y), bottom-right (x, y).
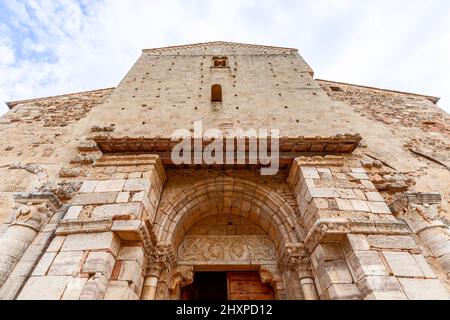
top-left (155, 177), bottom-right (299, 257)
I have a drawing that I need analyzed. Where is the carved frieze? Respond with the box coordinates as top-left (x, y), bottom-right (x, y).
top-left (177, 235), bottom-right (277, 265)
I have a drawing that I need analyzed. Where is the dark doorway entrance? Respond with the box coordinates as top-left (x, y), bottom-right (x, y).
top-left (181, 272), bottom-right (228, 300)
top-left (180, 271), bottom-right (275, 301)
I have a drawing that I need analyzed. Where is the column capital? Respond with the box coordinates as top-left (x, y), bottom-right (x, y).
top-left (10, 192), bottom-right (61, 232)
top-left (147, 244), bottom-right (176, 276)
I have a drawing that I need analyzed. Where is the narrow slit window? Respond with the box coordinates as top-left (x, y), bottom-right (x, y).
top-left (211, 84), bottom-right (223, 102)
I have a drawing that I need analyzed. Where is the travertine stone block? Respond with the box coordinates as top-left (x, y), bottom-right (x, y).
top-left (32, 252), bottom-right (57, 276)
top-left (311, 244), bottom-right (344, 268)
top-left (316, 260), bottom-right (353, 291)
top-left (428, 240), bottom-right (450, 258)
top-left (357, 276), bottom-right (407, 300)
top-left (91, 203), bottom-right (143, 219)
top-left (118, 246), bottom-right (145, 267)
top-left (412, 255), bottom-right (437, 279)
top-left (61, 232), bottom-right (120, 256)
top-left (340, 234), bottom-right (370, 257)
top-left (322, 284), bottom-right (361, 300)
top-left (353, 189), bottom-right (367, 200)
top-left (365, 192), bottom-right (384, 202)
top-left (18, 276), bottom-right (71, 300)
top-left (336, 198), bottom-right (353, 211)
top-left (337, 189), bottom-right (356, 199)
top-left (80, 273), bottom-right (109, 300)
top-left (382, 252), bottom-right (424, 277)
top-left (47, 236), bottom-right (66, 252)
top-left (82, 251), bottom-right (116, 279)
top-left (94, 180), bottom-right (126, 193)
top-left (437, 254), bottom-right (450, 274)
top-left (310, 188), bottom-right (339, 198)
top-left (128, 172), bottom-right (143, 179)
top-left (347, 251), bottom-right (388, 281)
top-left (350, 200), bottom-right (370, 212)
top-left (116, 192), bottom-right (130, 203)
top-left (132, 191), bottom-right (146, 202)
top-left (105, 281), bottom-right (139, 300)
top-left (48, 251), bottom-right (84, 276)
top-left (79, 181), bottom-right (98, 193)
top-left (367, 202), bottom-right (391, 214)
top-left (367, 235), bottom-right (418, 251)
top-left (62, 277), bottom-right (88, 300)
top-left (64, 206), bottom-right (82, 220)
top-left (71, 192), bottom-right (118, 206)
top-left (360, 180), bottom-right (376, 190)
top-left (418, 228), bottom-right (448, 246)
top-left (399, 278), bottom-right (450, 300)
top-left (119, 261), bottom-right (143, 289)
top-left (124, 178), bottom-right (151, 192)
top-left (300, 167), bottom-right (320, 179)
top-left (348, 172), bottom-right (369, 180)
top-left (111, 220), bottom-right (142, 241)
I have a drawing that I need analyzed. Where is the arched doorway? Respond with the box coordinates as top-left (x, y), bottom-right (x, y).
top-left (152, 177), bottom-right (304, 300)
top-left (178, 214), bottom-right (277, 300)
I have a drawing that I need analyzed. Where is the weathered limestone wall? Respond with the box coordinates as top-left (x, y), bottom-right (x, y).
top-left (318, 80), bottom-right (450, 222)
top-left (0, 89), bottom-right (114, 225)
top-left (288, 156), bottom-right (450, 300)
top-left (0, 41), bottom-right (449, 300)
top-left (0, 193), bottom-right (63, 300)
top-left (15, 155), bottom-right (166, 300)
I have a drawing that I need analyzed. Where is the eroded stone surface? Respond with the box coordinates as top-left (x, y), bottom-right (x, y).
top-left (1, 41), bottom-right (449, 301)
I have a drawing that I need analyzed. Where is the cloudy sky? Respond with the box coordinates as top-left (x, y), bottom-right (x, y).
top-left (0, 0), bottom-right (449, 116)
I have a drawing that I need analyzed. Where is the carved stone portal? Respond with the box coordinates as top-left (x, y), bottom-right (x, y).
top-left (177, 235), bottom-right (277, 265)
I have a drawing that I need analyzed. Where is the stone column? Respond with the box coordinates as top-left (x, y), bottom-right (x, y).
top-left (16, 155), bottom-right (167, 300)
top-left (281, 244), bottom-right (319, 300)
top-left (391, 193), bottom-right (450, 279)
top-left (0, 193), bottom-right (60, 290)
top-left (300, 278), bottom-right (319, 300)
top-left (289, 156), bottom-right (450, 300)
top-left (141, 258), bottom-right (166, 300)
top-left (141, 275), bottom-right (160, 300)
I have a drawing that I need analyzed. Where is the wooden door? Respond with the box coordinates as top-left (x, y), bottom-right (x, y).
top-left (227, 272), bottom-right (275, 300)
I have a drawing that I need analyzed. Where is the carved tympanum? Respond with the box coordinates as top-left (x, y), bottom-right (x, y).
top-left (177, 236), bottom-right (276, 265)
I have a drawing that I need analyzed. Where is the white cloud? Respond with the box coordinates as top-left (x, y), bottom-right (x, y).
top-left (0, 0), bottom-right (449, 115)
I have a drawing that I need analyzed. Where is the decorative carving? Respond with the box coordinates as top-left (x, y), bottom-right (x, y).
top-left (391, 192), bottom-right (446, 234)
top-left (259, 266), bottom-right (282, 286)
top-left (177, 236), bottom-right (276, 265)
top-left (147, 245), bottom-right (176, 276)
top-left (12, 202), bottom-right (50, 231)
top-left (168, 266), bottom-right (194, 292)
top-left (279, 243), bottom-right (312, 276)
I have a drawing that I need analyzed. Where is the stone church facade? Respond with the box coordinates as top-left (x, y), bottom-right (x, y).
top-left (0, 41), bottom-right (449, 300)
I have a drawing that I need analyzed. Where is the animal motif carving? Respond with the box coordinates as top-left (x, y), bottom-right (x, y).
top-left (13, 202), bottom-right (50, 230)
top-left (178, 236), bottom-right (276, 264)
